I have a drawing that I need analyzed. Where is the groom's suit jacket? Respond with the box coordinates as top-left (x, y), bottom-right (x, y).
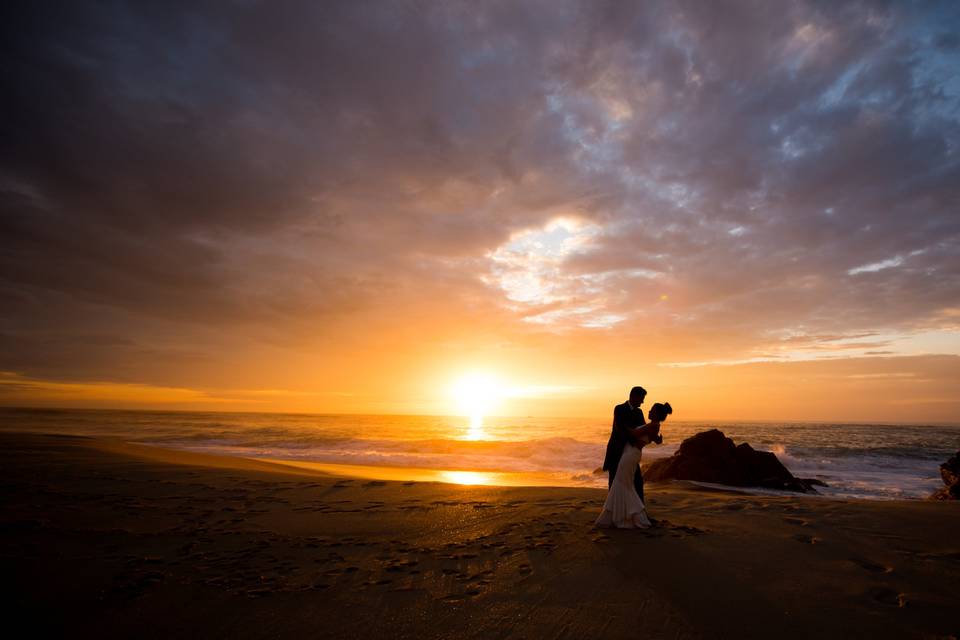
top-left (602, 401), bottom-right (646, 472)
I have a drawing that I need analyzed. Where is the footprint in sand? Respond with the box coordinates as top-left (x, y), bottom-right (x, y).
top-left (441, 593), bottom-right (468, 603)
top-left (384, 559), bottom-right (419, 573)
top-left (110, 570), bottom-right (166, 600)
top-left (793, 534), bottom-right (820, 545)
top-left (849, 558), bottom-right (893, 574)
top-left (676, 524), bottom-right (705, 535)
top-left (906, 550), bottom-right (960, 563)
top-left (783, 517), bottom-right (810, 527)
top-left (651, 521), bottom-right (705, 536)
top-left (866, 586), bottom-right (908, 607)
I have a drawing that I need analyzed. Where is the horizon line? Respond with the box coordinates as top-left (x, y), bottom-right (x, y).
top-left (0, 404), bottom-right (958, 428)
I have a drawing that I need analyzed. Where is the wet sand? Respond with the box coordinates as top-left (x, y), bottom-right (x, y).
top-left (2, 432), bottom-right (959, 639)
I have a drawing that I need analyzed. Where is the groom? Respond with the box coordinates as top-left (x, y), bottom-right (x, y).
top-left (602, 386), bottom-right (660, 504)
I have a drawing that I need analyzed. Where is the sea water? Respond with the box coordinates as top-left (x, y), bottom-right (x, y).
top-left (1, 407), bottom-right (956, 500)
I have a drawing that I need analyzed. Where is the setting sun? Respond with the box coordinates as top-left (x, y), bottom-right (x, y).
top-left (439, 470), bottom-right (491, 485)
top-left (449, 372), bottom-right (506, 439)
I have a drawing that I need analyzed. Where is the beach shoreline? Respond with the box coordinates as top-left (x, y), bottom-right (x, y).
top-left (2, 407), bottom-right (954, 500)
top-left (2, 432), bottom-right (959, 639)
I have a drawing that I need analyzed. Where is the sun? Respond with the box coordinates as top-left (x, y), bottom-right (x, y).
top-left (440, 471), bottom-right (491, 485)
top-left (449, 372), bottom-right (504, 440)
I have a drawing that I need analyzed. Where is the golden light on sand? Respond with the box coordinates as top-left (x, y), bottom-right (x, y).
top-left (439, 470), bottom-right (491, 485)
top-left (450, 372), bottom-right (505, 440)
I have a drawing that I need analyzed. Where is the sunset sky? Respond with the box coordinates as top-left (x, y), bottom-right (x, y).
top-left (1, 1), bottom-right (958, 422)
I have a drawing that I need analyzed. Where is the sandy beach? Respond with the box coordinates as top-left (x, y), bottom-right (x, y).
top-left (2, 432), bottom-right (958, 639)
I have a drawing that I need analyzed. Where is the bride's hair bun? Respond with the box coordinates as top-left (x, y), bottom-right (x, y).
top-left (650, 402), bottom-right (673, 421)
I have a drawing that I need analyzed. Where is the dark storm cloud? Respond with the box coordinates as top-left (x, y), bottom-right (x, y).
top-left (1, 0), bottom-right (958, 380)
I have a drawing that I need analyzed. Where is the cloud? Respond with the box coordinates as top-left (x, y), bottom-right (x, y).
top-left (0, 0), bottom-right (958, 397)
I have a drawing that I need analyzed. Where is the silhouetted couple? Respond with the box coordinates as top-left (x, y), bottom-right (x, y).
top-left (596, 386), bottom-right (672, 529)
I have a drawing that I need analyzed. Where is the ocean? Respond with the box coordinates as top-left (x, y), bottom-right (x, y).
top-left (1, 407), bottom-right (956, 500)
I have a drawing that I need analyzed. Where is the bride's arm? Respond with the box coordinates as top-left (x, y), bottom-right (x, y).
top-left (629, 426), bottom-right (652, 445)
top-left (633, 423), bottom-right (661, 445)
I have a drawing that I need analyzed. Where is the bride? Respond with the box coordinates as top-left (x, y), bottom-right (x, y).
top-left (595, 402), bottom-right (672, 529)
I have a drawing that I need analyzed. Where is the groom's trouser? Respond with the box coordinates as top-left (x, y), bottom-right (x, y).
top-left (607, 467), bottom-right (646, 504)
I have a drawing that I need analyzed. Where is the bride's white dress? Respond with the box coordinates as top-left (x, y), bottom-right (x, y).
top-left (595, 439), bottom-right (651, 529)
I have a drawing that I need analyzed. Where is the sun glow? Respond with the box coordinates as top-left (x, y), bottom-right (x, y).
top-left (440, 470), bottom-right (492, 485)
top-left (449, 372), bottom-right (506, 440)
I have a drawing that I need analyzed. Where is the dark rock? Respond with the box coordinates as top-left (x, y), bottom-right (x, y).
top-left (940, 451), bottom-right (959, 487)
top-left (644, 428), bottom-right (823, 493)
top-left (930, 485), bottom-right (960, 500)
top-left (643, 455), bottom-right (682, 481)
top-left (929, 450), bottom-right (960, 501)
top-left (680, 429), bottom-right (736, 458)
top-left (737, 444), bottom-right (793, 486)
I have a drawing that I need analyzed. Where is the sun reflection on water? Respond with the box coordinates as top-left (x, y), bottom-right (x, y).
top-left (450, 372), bottom-right (502, 440)
top-left (465, 414), bottom-right (487, 440)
